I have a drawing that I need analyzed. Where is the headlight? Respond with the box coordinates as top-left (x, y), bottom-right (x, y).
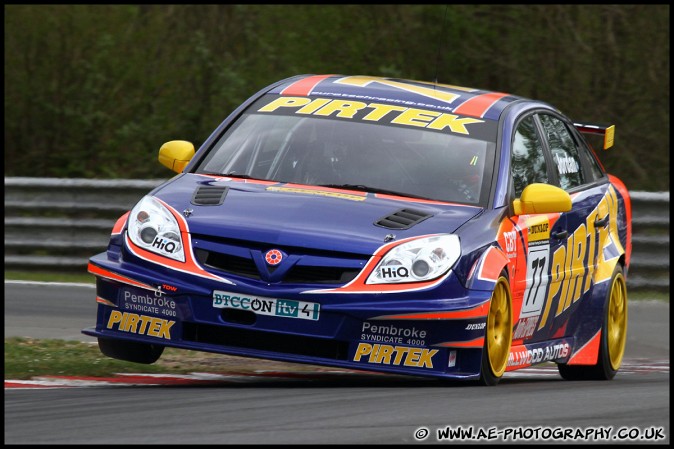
top-left (127, 196), bottom-right (185, 262)
top-left (366, 235), bottom-right (460, 284)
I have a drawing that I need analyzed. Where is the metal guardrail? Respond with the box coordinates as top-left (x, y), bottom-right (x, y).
top-left (4, 177), bottom-right (670, 291)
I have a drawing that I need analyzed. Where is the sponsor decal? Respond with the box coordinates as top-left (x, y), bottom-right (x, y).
top-left (520, 216), bottom-right (551, 320)
top-left (507, 342), bottom-right (570, 367)
top-left (120, 289), bottom-right (177, 318)
top-left (213, 291), bottom-right (320, 321)
top-left (377, 265), bottom-right (410, 281)
top-left (258, 96), bottom-right (484, 136)
top-left (538, 186), bottom-right (622, 330)
top-left (527, 220), bottom-right (550, 239)
top-left (106, 310), bottom-right (175, 339)
top-left (465, 322), bottom-right (486, 330)
top-left (448, 350), bottom-right (457, 368)
top-left (360, 322), bottom-right (427, 346)
top-left (265, 249), bottom-right (283, 266)
top-left (554, 153), bottom-right (580, 175)
top-left (335, 75), bottom-right (475, 105)
top-left (353, 343), bottom-right (439, 368)
top-left (150, 236), bottom-right (180, 256)
top-left (161, 283), bottom-right (178, 292)
top-left (503, 230), bottom-right (517, 258)
top-left (266, 185), bottom-right (366, 202)
top-left (512, 316), bottom-right (539, 340)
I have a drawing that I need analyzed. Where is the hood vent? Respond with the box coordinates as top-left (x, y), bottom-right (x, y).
top-left (375, 208), bottom-right (433, 230)
top-left (192, 186), bottom-right (229, 206)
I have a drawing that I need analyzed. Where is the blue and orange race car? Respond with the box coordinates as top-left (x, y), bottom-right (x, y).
top-left (83, 75), bottom-right (631, 385)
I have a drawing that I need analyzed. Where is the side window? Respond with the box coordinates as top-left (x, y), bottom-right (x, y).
top-left (511, 115), bottom-right (548, 198)
top-left (577, 137), bottom-right (605, 182)
top-left (538, 114), bottom-right (584, 190)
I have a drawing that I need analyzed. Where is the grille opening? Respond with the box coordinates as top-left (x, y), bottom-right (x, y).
top-left (221, 309), bottom-right (257, 325)
top-left (194, 248), bottom-right (361, 284)
top-left (375, 208), bottom-right (434, 230)
top-left (182, 322), bottom-right (349, 360)
top-left (195, 248), bottom-right (260, 280)
top-left (284, 266), bottom-right (360, 284)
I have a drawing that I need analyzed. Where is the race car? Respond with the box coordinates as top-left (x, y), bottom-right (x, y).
top-left (83, 74), bottom-right (631, 385)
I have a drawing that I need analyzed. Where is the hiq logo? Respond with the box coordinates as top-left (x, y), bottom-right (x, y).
top-left (152, 237), bottom-right (178, 254)
top-left (379, 265), bottom-right (410, 279)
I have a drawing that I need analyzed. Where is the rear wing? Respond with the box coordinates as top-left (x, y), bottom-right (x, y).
top-left (573, 122), bottom-right (615, 150)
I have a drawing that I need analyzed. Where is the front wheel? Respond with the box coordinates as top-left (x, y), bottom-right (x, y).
top-left (478, 274), bottom-right (513, 386)
top-left (98, 338), bottom-right (164, 364)
top-left (558, 264), bottom-right (628, 380)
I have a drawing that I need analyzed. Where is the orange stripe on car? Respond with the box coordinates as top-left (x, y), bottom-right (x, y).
top-left (453, 92), bottom-right (509, 118)
top-left (111, 211), bottom-right (130, 235)
top-left (88, 263), bottom-right (159, 293)
top-left (478, 246), bottom-right (508, 282)
top-left (374, 193), bottom-right (481, 208)
top-left (435, 337), bottom-right (484, 348)
top-left (96, 296), bottom-right (117, 307)
top-left (608, 174), bottom-right (632, 268)
top-left (281, 75), bottom-right (335, 96)
top-left (370, 300), bottom-right (490, 320)
top-left (567, 330), bottom-right (601, 365)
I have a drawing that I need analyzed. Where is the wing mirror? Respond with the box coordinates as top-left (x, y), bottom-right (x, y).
top-left (512, 183), bottom-right (572, 215)
top-left (158, 140), bottom-right (195, 173)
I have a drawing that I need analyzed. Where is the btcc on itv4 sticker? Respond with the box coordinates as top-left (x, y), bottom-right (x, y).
top-left (213, 290), bottom-right (320, 321)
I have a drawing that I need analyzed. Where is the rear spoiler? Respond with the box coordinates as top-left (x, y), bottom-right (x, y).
top-left (573, 122), bottom-right (615, 150)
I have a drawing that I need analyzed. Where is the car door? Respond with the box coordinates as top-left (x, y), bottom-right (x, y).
top-left (532, 113), bottom-right (611, 340)
top-left (503, 113), bottom-right (568, 343)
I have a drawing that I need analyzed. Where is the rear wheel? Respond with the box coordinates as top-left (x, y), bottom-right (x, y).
top-left (98, 338), bottom-right (164, 364)
top-left (478, 275), bottom-right (513, 386)
top-left (558, 264), bottom-right (628, 380)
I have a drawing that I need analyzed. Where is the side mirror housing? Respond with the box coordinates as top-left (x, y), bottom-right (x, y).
top-left (158, 140), bottom-right (195, 173)
top-left (512, 183), bottom-right (572, 215)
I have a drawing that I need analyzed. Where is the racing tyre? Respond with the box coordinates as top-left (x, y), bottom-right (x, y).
top-left (478, 274), bottom-right (513, 386)
top-left (98, 338), bottom-right (164, 364)
top-left (558, 264), bottom-right (628, 381)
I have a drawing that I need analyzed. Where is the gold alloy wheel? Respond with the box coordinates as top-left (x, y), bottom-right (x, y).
top-left (486, 277), bottom-right (513, 378)
top-left (607, 272), bottom-right (628, 370)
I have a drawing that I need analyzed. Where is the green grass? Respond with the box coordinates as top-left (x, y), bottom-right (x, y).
top-left (4, 337), bottom-right (313, 380)
top-left (4, 337), bottom-right (165, 379)
top-left (5, 270), bottom-right (95, 284)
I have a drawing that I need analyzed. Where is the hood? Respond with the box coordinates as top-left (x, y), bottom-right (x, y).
top-left (152, 174), bottom-right (482, 256)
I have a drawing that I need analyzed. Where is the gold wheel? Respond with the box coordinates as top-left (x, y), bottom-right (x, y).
top-left (486, 277), bottom-right (512, 378)
top-left (607, 272), bottom-right (628, 370)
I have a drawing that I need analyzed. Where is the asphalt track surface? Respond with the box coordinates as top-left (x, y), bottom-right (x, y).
top-left (4, 282), bottom-right (670, 444)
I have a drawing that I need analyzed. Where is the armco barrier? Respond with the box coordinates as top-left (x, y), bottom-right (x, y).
top-left (4, 177), bottom-right (670, 291)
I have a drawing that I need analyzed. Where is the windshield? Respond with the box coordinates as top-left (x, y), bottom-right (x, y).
top-left (196, 100), bottom-right (495, 205)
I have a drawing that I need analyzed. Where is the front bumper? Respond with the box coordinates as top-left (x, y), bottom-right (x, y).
top-left (83, 251), bottom-right (493, 380)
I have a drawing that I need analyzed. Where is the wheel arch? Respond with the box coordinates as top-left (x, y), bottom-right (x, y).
top-left (465, 245), bottom-right (511, 291)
